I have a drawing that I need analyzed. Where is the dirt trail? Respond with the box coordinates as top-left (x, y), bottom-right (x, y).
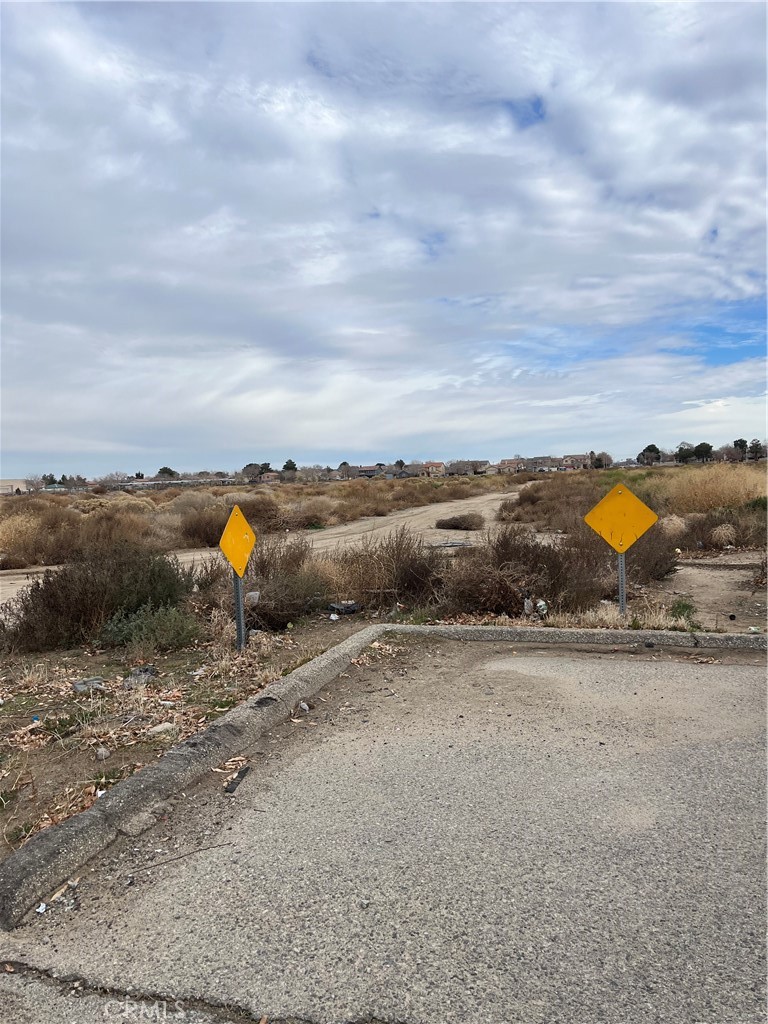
top-left (0, 490), bottom-right (515, 605)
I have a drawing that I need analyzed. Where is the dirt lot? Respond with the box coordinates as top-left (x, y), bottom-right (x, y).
top-left (1, 487), bottom-right (764, 859)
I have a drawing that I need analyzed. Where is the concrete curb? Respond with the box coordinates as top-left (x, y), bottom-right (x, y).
top-left (0, 624), bottom-right (764, 929)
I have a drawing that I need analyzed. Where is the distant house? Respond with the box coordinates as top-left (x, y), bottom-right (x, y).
top-left (446, 460), bottom-right (490, 476)
top-left (498, 460), bottom-right (527, 474)
top-left (0, 479), bottom-right (28, 495)
top-left (422, 461), bottom-right (446, 477)
top-left (357, 465), bottom-right (385, 479)
top-left (258, 471), bottom-right (281, 484)
top-left (562, 454), bottom-right (590, 470)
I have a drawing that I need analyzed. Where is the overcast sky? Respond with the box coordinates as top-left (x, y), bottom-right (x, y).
top-left (2, 1), bottom-right (765, 478)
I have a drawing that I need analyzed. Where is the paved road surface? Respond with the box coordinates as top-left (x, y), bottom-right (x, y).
top-left (2, 638), bottom-right (764, 1023)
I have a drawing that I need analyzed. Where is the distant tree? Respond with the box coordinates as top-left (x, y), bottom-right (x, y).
top-left (338, 461), bottom-right (351, 479)
top-left (156, 466), bottom-right (179, 479)
top-left (282, 459), bottom-right (297, 473)
top-left (717, 445), bottom-right (740, 463)
top-left (593, 451), bottom-right (613, 469)
top-left (25, 475), bottom-right (43, 492)
top-left (637, 445), bottom-right (660, 465)
top-left (675, 442), bottom-right (696, 464)
top-left (693, 442), bottom-right (714, 462)
top-left (42, 473), bottom-right (56, 486)
top-left (733, 438), bottom-right (748, 461)
top-left (259, 462), bottom-right (272, 475)
top-left (748, 438), bottom-right (766, 461)
top-left (241, 463), bottom-right (261, 480)
top-left (134, 472), bottom-right (145, 479)
top-left (395, 459), bottom-right (405, 470)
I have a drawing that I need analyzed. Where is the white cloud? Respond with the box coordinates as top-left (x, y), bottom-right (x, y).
top-left (1, 1), bottom-right (764, 474)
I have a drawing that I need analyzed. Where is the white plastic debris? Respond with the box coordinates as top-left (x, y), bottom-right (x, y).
top-left (329, 613), bottom-right (340, 621)
top-left (35, 903), bottom-right (47, 914)
top-left (523, 597), bottom-right (534, 616)
top-left (536, 599), bottom-right (548, 617)
top-left (299, 701), bottom-right (310, 713)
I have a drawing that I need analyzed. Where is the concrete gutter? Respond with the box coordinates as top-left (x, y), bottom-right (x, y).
top-left (0, 623), bottom-right (764, 930)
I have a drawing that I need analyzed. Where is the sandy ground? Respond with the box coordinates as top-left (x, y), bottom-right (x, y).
top-left (0, 490), bottom-right (514, 605)
top-left (652, 550), bottom-right (765, 634)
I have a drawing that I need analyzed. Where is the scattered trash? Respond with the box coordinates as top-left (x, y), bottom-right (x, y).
top-left (188, 667), bottom-right (208, 677)
top-left (748, 626), bottom-right (761, 633)
top-left (223, 766), bottom-right (251, 795)
top-left (523, 597), bottom-right (534, 616)
top-left (95, 746), bottom-right (111, 761)
top-left (329, 613), bottom-right (340, 621)
top-left (299, 701), bottom-right (310, 713)
top-left (329, 601), bottom-right (359, 615)
top-left (123, 665), bottom-right (158, 690)
top-left (729, 614), bottom-right (736, 621)
top-left (245, 591), bottom-right (261, 608)
top-left (248, 629), bottom-right (261, 639)
top-left (212, 756), bottom-right (249, 774)
top-left (35, 903), bottom-right (46, 914)
top-left (536, 599), bottom-right (548, 617)
top-left (72, 678), bottom-right (106, 695)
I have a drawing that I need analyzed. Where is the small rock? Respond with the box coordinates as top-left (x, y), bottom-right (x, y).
top-left (123, 666), bottom-right (157, 690)
top-left (729, 614), bottom-right (736, 621)
top-left (644, 641), bottom-right (655, 649)
top-left (147, 722), bottom-right (179, 738)
top-left (299, 701), bottom-right (310, 713)
top-left (131, 665), bottom-right (158, 677)
top-left (248, 629), bottom-right (261, 639)
top-left (94, 746), bottom-right (111, 761)
top-left (72, 678), bottom-right (106, 695)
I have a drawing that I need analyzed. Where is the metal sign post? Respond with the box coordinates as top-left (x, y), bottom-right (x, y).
top-left (617, 552), bottom-right (627, 615)
top-left (584, 484), bottom-right (658, 618)
top-left (218, 505), bottom-right (257, 650)
top-left (233, 571), bottom-right (246, 651)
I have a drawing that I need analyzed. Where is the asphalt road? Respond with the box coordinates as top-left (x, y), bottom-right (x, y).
top-left (2, 639), bottom-right (765, 1024)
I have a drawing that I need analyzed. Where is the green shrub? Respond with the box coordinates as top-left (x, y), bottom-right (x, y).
top-left (0, 544), bottom-right (196, 652)
top-left (99, 603), bottom-right (200, 650)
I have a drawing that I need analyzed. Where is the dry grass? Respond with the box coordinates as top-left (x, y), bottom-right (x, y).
top-left (0, 475), bottom-right (520, 569)
top-left (434, 512), bottom-right (484, 530)
top-left (646, 463), bottom-right (766, 514)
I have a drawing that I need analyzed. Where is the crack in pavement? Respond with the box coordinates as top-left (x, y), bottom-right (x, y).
top-left (1, 959), bottom-right (406, 1024)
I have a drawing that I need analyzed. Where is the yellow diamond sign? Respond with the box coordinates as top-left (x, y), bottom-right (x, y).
top-left (584, 484), bottom-right (658, 553)
top-left (219, 505), bottom-right (256, 577)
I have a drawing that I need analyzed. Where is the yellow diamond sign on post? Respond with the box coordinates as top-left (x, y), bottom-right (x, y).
top-left (219, 505), bottom-right (256, 578)
top-left (584, 484), bottom-right (658, 553)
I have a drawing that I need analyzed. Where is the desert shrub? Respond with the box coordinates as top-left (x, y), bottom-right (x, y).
top-left (284, 496), bottom-right (336, 530)
top-left (435, 513), bottom-right (484, 530)
top-left (0, 504), bottom-right (83, 568)
top-left (78, 508), bottom-right (155, 550)
top-left (677, 506), bottom-right (766, 551)
top-left (622, 523), bottom-right (678, 582)
top-left (99, 603), bottom-right (200, 650)
top-left (180, 506), bottom-right (230, 547)
top-left (496, 499), bottom-right (518, 523)
top-left (658, 514), bottom-right (687, 540)
top-left (234, 494), bottom-right (286, 533)
top-left (443, 525), bottom-right (612, 615)
top-left (0, 544), bottom-right (196, 652)
top-left (335, 528), bottom-right (445, 608)
top-left (243, 535), bottom-right (332, 629)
